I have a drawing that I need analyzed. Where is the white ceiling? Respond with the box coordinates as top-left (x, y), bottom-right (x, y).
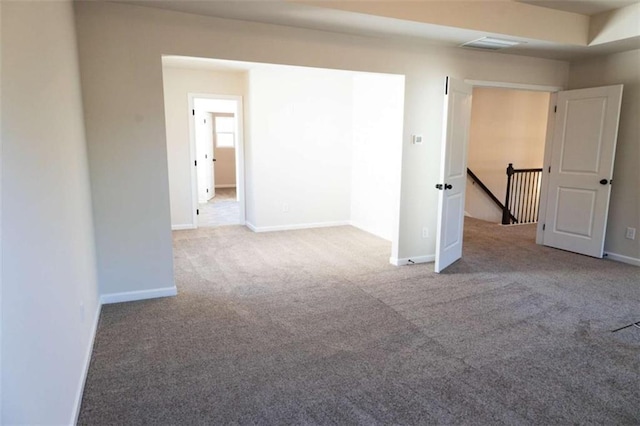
top-left (118, 0), bottom-right (640, 60)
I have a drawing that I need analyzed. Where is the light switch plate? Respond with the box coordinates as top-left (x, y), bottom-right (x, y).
top-left (626, 227), bottom-right (636, 240)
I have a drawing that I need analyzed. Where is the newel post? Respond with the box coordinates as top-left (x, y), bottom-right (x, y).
top-left (502, 163), bottom-right (514, 225)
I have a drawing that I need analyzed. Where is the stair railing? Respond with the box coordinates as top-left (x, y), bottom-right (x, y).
top-left (502, 163), bottom-right (543, 225)
top-left (467, 168), bottom-right (517, 224)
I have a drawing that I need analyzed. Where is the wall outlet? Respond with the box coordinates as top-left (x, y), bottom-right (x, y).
top-left (412, 135), bottom-right (423, 145)
top-left (282, 202), bottom-right (289, 213)
top-left (422, 227), bottom-right (429, 239)
top-left (625, 227), bottom-right (636, 240)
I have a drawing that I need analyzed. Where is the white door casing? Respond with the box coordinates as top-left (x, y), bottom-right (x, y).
top-left (542, 85), bottom-right (623, 258)
top-left (435, 77), bottom-right (473, 273)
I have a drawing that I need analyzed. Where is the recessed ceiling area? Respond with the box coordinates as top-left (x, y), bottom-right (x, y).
top-left (117, 0), bottom-right (640, 60)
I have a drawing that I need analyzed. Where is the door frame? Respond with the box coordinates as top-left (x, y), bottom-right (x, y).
top-left (188, 93), bottom-right (246, 227)
top-left (462, 79), bottom-right (564, 246)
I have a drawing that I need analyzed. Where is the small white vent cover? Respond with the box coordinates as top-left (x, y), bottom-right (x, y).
top-left (461, 37), bottom-right (523, 50)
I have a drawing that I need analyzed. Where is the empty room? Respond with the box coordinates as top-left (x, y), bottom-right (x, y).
top-left (2, 0), bottom-right (640, 424)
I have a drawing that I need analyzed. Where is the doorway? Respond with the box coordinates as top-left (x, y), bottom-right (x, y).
top-left (435, 78), bottom-right (557, 272)
top-left (465, 87), bottom-right (551, 225)
top-left (189, 95), bottom-right (245, 228)
top-left (435, 78), bottom-right (623, 272)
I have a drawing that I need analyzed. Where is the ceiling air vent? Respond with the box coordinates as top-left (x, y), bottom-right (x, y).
top-left (460, 37), bottom-right (523, 50)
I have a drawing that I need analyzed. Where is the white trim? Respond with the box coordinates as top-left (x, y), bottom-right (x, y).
top-left (100, 286), bottom-right (178, 305)
top-left (171, 224), bottom-right (196, 231)
top-left (187, 95), bottom-right (198, 229)
top-left (215, 184), bottom-right (236, 189)
top-left (246, 220), bottom-right (351, 233)
top-left (465, 79), bottom-right (564, 93)
top-left (389, 254), bottom-right (435, 266)
top-left (537, 92), bottom-right (558, 245)
top-left (605, 252), bottom-right (640, 267)
top-left (71, 302), bottom-right (101, 425)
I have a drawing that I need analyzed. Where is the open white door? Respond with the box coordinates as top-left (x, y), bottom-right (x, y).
top-left (434, 77), bottom-right (472, 273)
top-left (542, 85), bottom-right (623, 258)
top-left (195, 112), bottom-right (215, 203)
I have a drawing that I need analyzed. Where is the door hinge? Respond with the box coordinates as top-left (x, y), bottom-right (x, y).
top-left (194, 160), bottom-right (197, 166)
top-left (192, 109), bottom-right (195, 116)
top-left (548, 166), bottom-right (551, 173)
top-left (206, 188), bottom-right (209, 193)
top-left (445, 76), bottom-right (449, 95)
top-left (543, 224), bottom-right (546, 231)
top-left (554, 105), bottom-right (557, 113)
top-left (197, 209), bottom-right (199, 215)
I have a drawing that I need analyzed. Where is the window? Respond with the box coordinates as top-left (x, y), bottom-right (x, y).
top-left (215, 116), bottom-right (235, 148)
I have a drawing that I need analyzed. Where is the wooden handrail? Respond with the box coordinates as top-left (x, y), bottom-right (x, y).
top-left (467, 168), bottom-right (518, 224)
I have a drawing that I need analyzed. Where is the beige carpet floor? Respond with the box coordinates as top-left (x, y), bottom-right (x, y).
top-left (79, 218), bottom-right (640, 425)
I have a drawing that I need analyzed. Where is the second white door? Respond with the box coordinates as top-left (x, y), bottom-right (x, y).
top-left (542, 85), bottom-right (623, 258)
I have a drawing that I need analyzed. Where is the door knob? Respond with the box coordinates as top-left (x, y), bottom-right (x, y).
top-left (599, 179), bottom-right (610, 185)
top-left (445, 184), bottom-right (453, 190)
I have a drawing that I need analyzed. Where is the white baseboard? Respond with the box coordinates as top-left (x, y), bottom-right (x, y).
top-left (71, 302), bottom-right (101, 425)
top-left (604, 252), bottom-right (640, 267)
top-left (245, 220), bottom-right (351, 233)
top-left (390, 254), bottom-right (435, 266)
top-left (215, 184), bottom-right (236, 188)
top-left (172, 224), bottom-right (196, 231)
top-left (100, 286), bottom-right (178, 305)
top-left (71, 285), bottom-right (178, 422)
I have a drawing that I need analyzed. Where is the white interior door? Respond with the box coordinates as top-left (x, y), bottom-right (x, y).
top-left (195, 112), bottom-right (214, 203)
top-left (207, 113), bottom-right (216, 200)
top-left (542, 85), bottom-right (623, 258)
top-left (435, 77), bottom-right (472, 273)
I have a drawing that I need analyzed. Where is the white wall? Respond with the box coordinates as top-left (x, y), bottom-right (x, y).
top-left (466, 88), bottom-right (550, 222)
top-left (568, 49), bottom-right (640, 263)
top-left (74, 0), bottom-right (568, 293)
top-left (1, 2), bottom-right (100, 424)
top-left (0, 1), bottom-right (4, 419)
top-left (246, 66), bottom-right (354, 230)
top-left (215, 145), bottom-right (236, 187)
top-left (350, 73), bottom-right (405, 240)
top-left (162, 66), bottom-right (245, 228)
top-left (166, 62), bottom-right (403, 237)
